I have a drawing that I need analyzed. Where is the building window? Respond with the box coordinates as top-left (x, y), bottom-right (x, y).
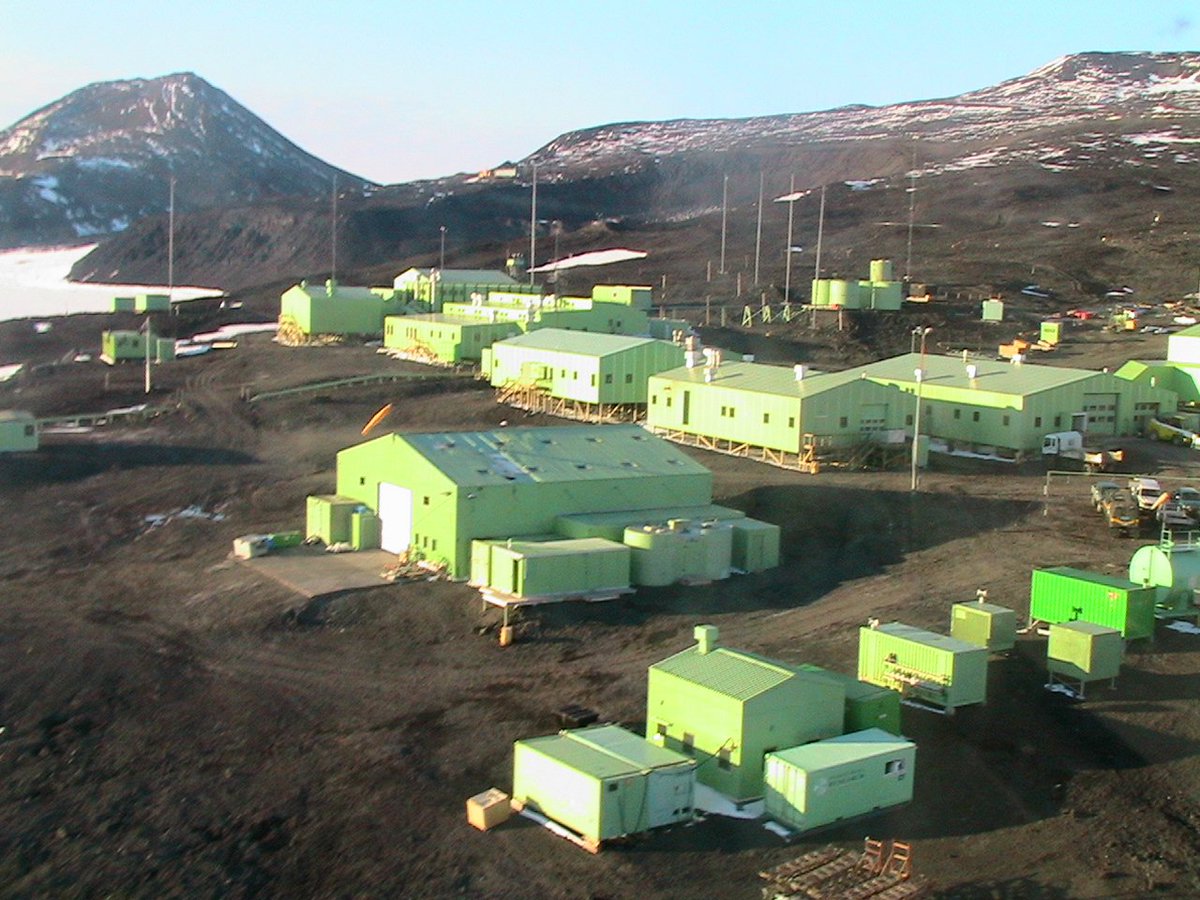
top-left (885, 759), bottom-right (907, 777)
top-left (1035, 416), bottom-right (1042, 427)
top-left (605, 374), bottom-right (613, 384)
top-left (590, 374), bottom-right (596, 386)
top-left (788, 417), bottom-right (796, 428)
top-left (651, 395), bottom-right (658, 405)
top-left (666, 397), bottom-right (672, 407)
top-left (972, 411), bottom-right (980, 422)
top-left (718, 747), bottom-right (731, 770)
top-left (840, 417), bottom-right (848, 428)
top-left (1054, 415), bottom-right (1062, 428)
top-left (1003, 415), bottom-right (1010, 426)
top-left (763, 413), bottom-right (770, 424)
top-left (24, 425), bottom-right (35, 437)
top-left (624, 373), bottom-right (633, 384)
top-left (682, 732), bottom-right (695, 756)
top-left (423, 496), bottom-right (430, 506)
top-left (906, 414), bottom-right (913, 426)
top-left (954, 409), bottom-right (961, 420)
top-left (359, 477), bottom-right (366, 486)
top-left (656, 723), bottom-right (668, 737)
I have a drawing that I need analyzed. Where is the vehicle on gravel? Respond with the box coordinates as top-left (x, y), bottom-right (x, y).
top-left (1091, 480), bottom-right (1122, 511)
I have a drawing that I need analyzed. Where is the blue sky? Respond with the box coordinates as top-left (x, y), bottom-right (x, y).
top-left (0, 0), bottom-right (1195, 184)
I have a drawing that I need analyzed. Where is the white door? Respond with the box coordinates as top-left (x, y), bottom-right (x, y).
top-left (378, 483), bottom-right (413, 554)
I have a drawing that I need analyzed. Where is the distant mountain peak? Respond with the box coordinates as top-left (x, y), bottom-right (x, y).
top-left (0, 72), bottom-right (373, 248)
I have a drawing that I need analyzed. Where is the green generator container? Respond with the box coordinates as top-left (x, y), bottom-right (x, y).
top-left (511, 725), bottom-right (696, 845)
top-left (1047, 622), bottom-right (1122, 693)
top-left (798, 665), bottom-right (902, 736)
top-left (351, 510), bottom-right (381, 550)
top-left (1040, 320), bottom-right (1062, 345)
top-left (731, 519), bottom-right (781, 573)
top-left (111, 296), bottom-right (136, 313)
top-left (950, 601), bottom-right (1017, 652)
top-left (764, 729), bottom-right (915, 834)
top-left (1030, 567), bottom-right (1156, 640)
top-left (624, 521), bottom-right (733, 587)
top-left (811, 279), bottom-right (831, 306)
top-left (487, 538), bottom-right (631, 598)
top-left (981, 299), bottom-right (1005, 322)
top-left (305, 494), bottom-right (360, 545)
top-left (858, 623), bottom-right (988, 710)
top-left (869, 259), bottom-right (895, 283)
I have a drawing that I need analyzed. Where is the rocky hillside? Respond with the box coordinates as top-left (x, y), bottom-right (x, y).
top-left (65, 53), bottom-right (1200, 306)
top-left (0, 72), bottom-right (373, 248)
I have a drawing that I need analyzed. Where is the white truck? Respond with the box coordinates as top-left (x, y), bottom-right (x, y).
top-left (1042, 431), bottom-right (1124, 473)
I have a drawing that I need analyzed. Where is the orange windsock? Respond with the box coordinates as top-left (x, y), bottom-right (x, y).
top-left (362, 403), bottom-right (394, 436)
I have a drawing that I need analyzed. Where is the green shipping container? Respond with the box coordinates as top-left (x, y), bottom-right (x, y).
top-left (351, 510), bottom-right (381, 550)
top-left (730, 519), bottom-right (781, 573)
top-left (511, 725), bottom-right (696, 845)
top-left (950, 601), bottom-right (1017, 652)
top-left (487, 538), bottom-right (631, 598)
top-left (305, 494), bottom-right (360, 545)
top-left (1047, 621), bottom-right (1122, 685)
top-left (1030, 567), bottom-right (1155, 640)
top-left (981, 299), bottom-right (1005, 322)
top-left (857, 623), bottom-right (988, 709)
top-left (798, 665), bottom-right (902, 736)
top-left (111, 296), bottom-right (136, 313)
top-left (764, 729), bottom-right (915, 834)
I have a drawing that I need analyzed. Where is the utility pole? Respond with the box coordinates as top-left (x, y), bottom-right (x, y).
top-left (814, 183), bottom-right (826, 289)
top-left (719, 173), bottom-right (728, 275)
top-left (784, 175), bottom-right (795, 303)
top-left (331, 174), bottom-right (338, 284)
top-left (754, 170), bottom-right (764, 287)
top-left (529, 163), bottom-right (537, 286)
top-left (143, 315), bottom-right (152, 396)
top-left (910, 327), bottom-right (932, 491)
top-left (905, 146), bottom-right (917, 280)
top-left (167, 175), bottom-right (175, 304)
top-left (439, 225), bottom-right (446, 269)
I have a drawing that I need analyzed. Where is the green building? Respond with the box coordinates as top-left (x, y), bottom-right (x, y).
top-left (278, 279), bottom-right (416, 340)
top-left (0, 410), bottom-right (38, 453)
top-left (1029, 567), bottom-right (1155, 640)
top-left (763, 729), bottom-right (915, 834)
top-left (646, 625), bottom-right (845, 801)
top-left (647, 360), bottom-right (908, 455)
top-left (949, 599), bottom-right (1017, 652)
top-left (484, 329), bottom-right (686, 407)
top-left (857, 623), bottom-right (988, 710)
top-left (392, 268), bottom-right (521, 311)
top-left (383, 314), bottom-right (521, 365)
top-left (797, 665), bottom-right (903, 736)
top-left (100, 330), bottom-right (176, 364)
top-left (135, 293), bottom-right (171, 313)
top-left (327, 424), bottom-right (715, 578)
top-left (1116, 323), bottom-right (1200, 404)
top-left (511, 724), bottom-right (696, 846)
top-left (857, 353), bottom-right (1177, 455)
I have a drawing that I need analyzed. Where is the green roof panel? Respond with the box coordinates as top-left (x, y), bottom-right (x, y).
top-left (652, 646), bottom-right (813, 701)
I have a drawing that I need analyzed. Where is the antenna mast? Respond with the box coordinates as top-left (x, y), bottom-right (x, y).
top-left (529, 163), bottom-right (538, 286)
top-left (905, 146), bottom-right (917, 281)
top-left (754, 170), bottom-right (764, 286)
top-left (167, 175), bottom-right (175, 302)
top-left (331, 174), bottom-right (338, 283)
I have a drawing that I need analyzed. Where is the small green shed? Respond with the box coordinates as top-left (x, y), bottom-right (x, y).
top-left (646, 625), bottom-right (845, 801)
top-left (797, 665), bottom-right (902, 736)
top-left (0, 410), bottom-right (38, 453)
top-left (511, 724), bottom-right (696, 846)
top-left (764, 729), bottom-right (915, 833)
top-left (1030, 567), bottom-right (1156, 640)
top-left (480, 537), bottom-right (631, 599)
top-left (950, 600), bottom-right (1017, 652)
top-left (306, 495), bottom-right (363, 545)
top-left (729, 518), bottom-right (781, 573)
top-left (857, 623), bottom-right (988, 710)
top-left (1047, 621), bottom-right (1123, 696)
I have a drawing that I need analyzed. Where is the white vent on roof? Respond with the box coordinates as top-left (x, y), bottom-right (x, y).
top-left (966, 364), bottom-right (978, 381)
top-left (794, 364), bottom-right (808, 381)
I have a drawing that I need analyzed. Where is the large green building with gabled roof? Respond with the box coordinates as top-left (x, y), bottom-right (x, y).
top-left (485, 329), bottom-right (686, 405)
top-left (330, 424), bottom-right (715, 578)
top-left (646, 625), bottom-right (845, 801)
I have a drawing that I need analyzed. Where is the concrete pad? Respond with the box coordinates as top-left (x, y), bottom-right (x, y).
top-left (240, 546), bottom-right (397, 598)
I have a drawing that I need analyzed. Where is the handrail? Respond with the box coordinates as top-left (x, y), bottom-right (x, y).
top-left (244, 371), bottom-right (469, 402)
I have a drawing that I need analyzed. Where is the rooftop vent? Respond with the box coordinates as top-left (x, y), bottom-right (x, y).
top-left (966, 364), bottom-right (978, 381)
top-left (695, 624), bottom-right (719, 654)
top-left (794, 364), bottom-right (809, 381)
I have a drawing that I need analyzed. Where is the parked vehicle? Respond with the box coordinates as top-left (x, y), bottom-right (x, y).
top-left (1147, 416), bottom-right (1200, 448)
top-left (1177, 486), bottom-right (1200, 521)
top-left (1102, 494), bottom-right (1141, 535)
top-left (1043, 432), bottom-right (1124, 472)
top-left (1129, 477), bottom-right (1164, 514)
top-left (1091, 480), bottom-right (1122, 512)
top-left (1083, 447), bottom-right (1125, 474)
top-left (1157, 495), bottom-right (1194, 531)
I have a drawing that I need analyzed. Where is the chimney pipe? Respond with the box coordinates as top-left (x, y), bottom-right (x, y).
top-left (694, 624), bottom-right (718, 654)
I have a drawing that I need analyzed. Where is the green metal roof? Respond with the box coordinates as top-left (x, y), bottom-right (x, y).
top-left (768, 729), bottom-right (913, 770)
top-left (1173, 323), bottom-right (1200, 340)
top-left (392, 313), bottom-right (503, 328)
top-left (1049, 621), bottom-right (1121, 637)
top-left (389, 423), bottom-right (709, 487)
top-left (649, 361), bottom-right (881, 399)
top-left (797, 664), bottom-right (893, 701)
top-left (498, 537), bottom-right (628, 558)
top-left (294, 283), bottom-right (378, 301)
top-left (1039, 566), bottom-right (1142, 590)
top-left (517, 724), bottom-right (694, 779)
top-left (652, 645), bottom-right (814, 701)
top-left (395, 267), bottom-right (516, 284)
top-left (496, 328), bottom-right (663, 356)
top-left (877, 623), bottom-right (980, 654)
top-left (558, 505), bottom-right (745, 529)
top-left (858, 353), bottom-right (1099, 397)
